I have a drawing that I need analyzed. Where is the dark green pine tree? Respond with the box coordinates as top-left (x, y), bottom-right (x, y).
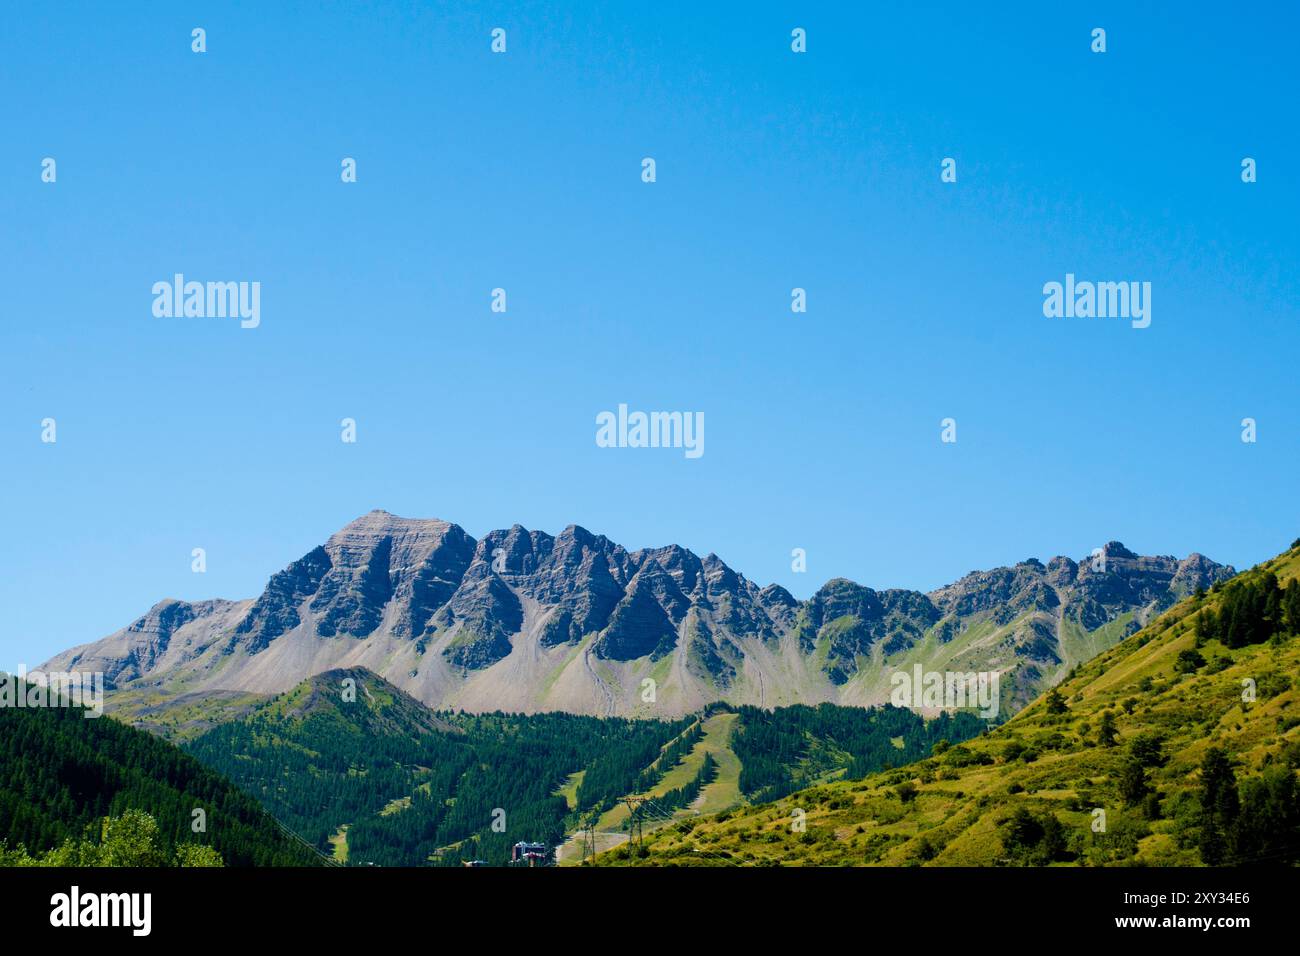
top-left (1117, 758), bottom-right (1149, 807)
top-left (1098, 711), bottom-right (1119, 748)
top-left (1195, 608), bottom-right (1218, 644)
top-left (1284, 579), bottom-right (1300, 635)
top-left (1229, 767), bottom-right (1300, 866)
top-left (1198, 747), bottom-right (1239, 866)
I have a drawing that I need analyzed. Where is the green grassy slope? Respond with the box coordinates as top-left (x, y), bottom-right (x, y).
top-left (99, 688), bottom-right (267, 743)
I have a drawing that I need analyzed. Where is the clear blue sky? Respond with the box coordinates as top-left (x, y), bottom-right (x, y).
top-left (3, 1), bottom-right (1297, 669)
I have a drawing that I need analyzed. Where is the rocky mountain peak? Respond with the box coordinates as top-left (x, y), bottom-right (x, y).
top-left (1096, 540), bottom-right (1139, 560)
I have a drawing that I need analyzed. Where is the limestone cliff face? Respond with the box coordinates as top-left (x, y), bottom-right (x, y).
top-left (41, 511), bottom-right (1235, 718)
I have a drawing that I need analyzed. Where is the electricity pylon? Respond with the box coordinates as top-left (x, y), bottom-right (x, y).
top-left (580, 810), bottom-right (598, 863)
top-left (622, 797), bottom-right (646, 850)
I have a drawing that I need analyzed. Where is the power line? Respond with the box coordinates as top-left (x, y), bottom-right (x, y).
top-left (272, 818), bottom-right (342, 867)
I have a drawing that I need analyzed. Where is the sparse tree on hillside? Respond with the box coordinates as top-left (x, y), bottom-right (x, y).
top-left (1098, 711), bottom-right (1119, 748)
top-left (1118, 758), bottom-right (1149, 807)
top-left (1128, 734), bottom-right (1165, 768)
top-left (1045, 687), bottom-right (1067, 716)
top-left (1001, 808), bottom-right (1068, 865)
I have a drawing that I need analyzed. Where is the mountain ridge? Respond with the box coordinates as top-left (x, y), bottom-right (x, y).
top-left (43, 511), bottom-right (1235, 718)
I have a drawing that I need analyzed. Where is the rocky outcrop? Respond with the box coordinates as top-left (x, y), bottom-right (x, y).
top-left (595, 561), bottom-right (681, 661)
top-left (233, 546), bottom-right (331, 652)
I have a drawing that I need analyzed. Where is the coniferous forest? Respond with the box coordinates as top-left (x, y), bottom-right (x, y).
top-left (0, 696), bottom-right (317, 866)
top-left (732, 702), bottom-right (988, 802)
top-left (1194, 573), bottom-right (1300, 649)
